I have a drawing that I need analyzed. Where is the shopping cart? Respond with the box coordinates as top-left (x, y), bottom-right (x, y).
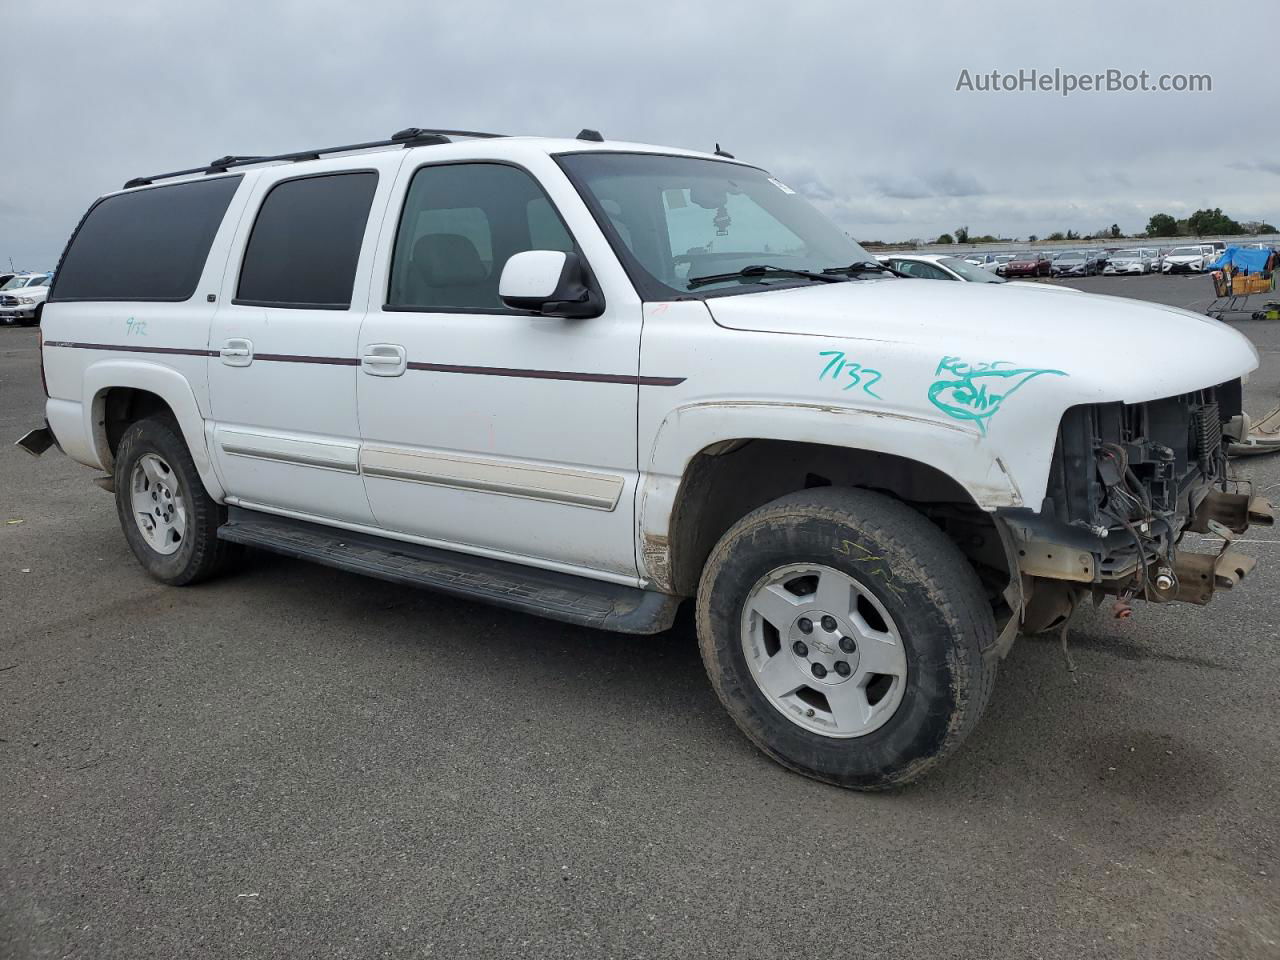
top-left (1208, 264), bottom-right (1275, 319)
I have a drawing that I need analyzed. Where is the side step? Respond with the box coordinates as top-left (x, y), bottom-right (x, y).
top-left (217, 507), bottom-right (680, 635)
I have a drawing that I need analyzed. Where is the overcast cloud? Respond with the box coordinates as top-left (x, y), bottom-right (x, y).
top-left (2, 0), bottom-right (1276, 267)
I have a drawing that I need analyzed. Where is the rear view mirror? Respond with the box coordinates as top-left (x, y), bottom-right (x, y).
top-left (499, 250), bottom-right (603, 318)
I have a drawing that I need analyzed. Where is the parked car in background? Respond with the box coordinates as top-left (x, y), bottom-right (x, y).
top-left (1103, 248), bottom-right (1156, 275)
top-left (1051, 250), bottom-right (1097, 277)
top-left (1002, 251), bottom-right (1052, 278)
top-left (962, 253), bottom-right (996, 268)
top-left (0, 272), bottom-right (52, 326)
top-left (990, 253), bottom-right (1017, 275)
top-left (877, 254), bottom-right (1083, 292)
top-left (880, 254), bottom-right (1005, 282)
top-left (1162, 246), bottom-right (1210, 274)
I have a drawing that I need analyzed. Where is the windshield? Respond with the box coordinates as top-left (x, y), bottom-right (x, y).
top-left (556, 153), bottom-right (875, 296)
top-left (1170, 247), bottom-right (1202, 256)
top-left (940, 257), bottom-right (1005, 282)
top-left (1113, 249), bottom-right (1140, 258)
top-left (1058, 252), bottom-right (1084, 262)
top-left (0, 276), bottom-right (28, 290)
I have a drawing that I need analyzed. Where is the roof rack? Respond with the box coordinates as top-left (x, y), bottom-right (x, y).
top-left (122, 127), bottom-right (507, 189)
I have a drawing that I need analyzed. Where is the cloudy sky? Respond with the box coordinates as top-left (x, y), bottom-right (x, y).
top-left (3, 1), bottom-right (1277, 268)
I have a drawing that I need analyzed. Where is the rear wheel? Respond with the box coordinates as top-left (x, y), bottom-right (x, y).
top-left (114, 416), bottom-right (238, 585)
top-left (696, 487), bottom-right (998, 790)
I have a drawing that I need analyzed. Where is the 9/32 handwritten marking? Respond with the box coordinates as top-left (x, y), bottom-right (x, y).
top-left (818, 351), bottom-right (883, 398)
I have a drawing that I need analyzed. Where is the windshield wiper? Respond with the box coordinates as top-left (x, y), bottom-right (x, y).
top-left (686, 264), bottom-right (844, 289)
top-left (822, 260), bottom-right (910, 279)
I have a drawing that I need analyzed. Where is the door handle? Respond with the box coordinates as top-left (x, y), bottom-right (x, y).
top-left (220, 338), bottom-right (253, 367)
top-left (361, 344), bottom-right (407, 377)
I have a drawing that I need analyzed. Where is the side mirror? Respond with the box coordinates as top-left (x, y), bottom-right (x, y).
top-left (499, 250), bottom-right (603, 319)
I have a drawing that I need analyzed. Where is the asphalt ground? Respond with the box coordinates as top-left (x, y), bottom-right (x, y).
top-left (2, 273), bottom-right (1278, 959)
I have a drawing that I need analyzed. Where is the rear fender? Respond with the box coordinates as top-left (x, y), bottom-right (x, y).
top-left (82, 359), bottom-right (225, 501)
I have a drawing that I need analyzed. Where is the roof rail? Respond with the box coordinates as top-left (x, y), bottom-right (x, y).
top-left (122, 127), bottom-right (507, 189)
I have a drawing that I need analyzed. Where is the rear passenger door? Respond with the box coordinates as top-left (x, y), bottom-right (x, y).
top-left (207, 155), bottom-right (403, 525)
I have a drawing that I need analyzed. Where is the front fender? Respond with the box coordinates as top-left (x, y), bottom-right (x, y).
top-left (636, 398), bottom-right (1023, 587)
top-left (81, 359), bottom-right (225, 501)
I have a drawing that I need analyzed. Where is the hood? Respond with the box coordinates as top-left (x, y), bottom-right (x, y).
top-left (1005, 280), bottom-right (1082, 293)
top-left (703, 278), bottom-right (1257, 404)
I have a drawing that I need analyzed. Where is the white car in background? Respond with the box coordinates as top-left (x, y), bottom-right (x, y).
top-left (1103, 248), bottom-right (1156, 275)
top-left (988, 253), bottom-right (1017, 275)
top-left (1162, 246), bottom-right (1210, 274)
top-left (0, 272), bottom-right (53, 326)
top-left (878, 254), bottom-right (1083, 292)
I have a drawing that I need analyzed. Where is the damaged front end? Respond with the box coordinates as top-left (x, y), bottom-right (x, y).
top-left (998, 378), bottom-right (1274, 633)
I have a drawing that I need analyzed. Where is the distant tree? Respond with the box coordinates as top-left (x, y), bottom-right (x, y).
top-left (1188, 207), bottom-right (1242, 236)
top-left (1028, 234), bottom-right (1038, 243)
top-left (935, 233), bottom-right (954, 244)
top-left (1260, 222), bottom-right (1278, 234)
top-left (971, 234), bottom-right (999, 244)
top-left (954, 225), bottom-right (970, 244)
top-left (1146, 213), bottom-right (1180, 237)
top-left (1065, 229), bottom-right (1079, 240)
top-left (1109, 223), bottom-right (1122, 239)
top-left (1046, 231), bottom-right (1066, 241)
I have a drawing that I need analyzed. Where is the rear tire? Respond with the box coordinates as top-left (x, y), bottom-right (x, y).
top-left (114, 416), bottom-right (238, 585)
top-left (696, 487), bottom-right (998, 790)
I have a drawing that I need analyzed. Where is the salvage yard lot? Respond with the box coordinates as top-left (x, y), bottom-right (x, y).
top-left (2, 274), bottom-right (1278, 959)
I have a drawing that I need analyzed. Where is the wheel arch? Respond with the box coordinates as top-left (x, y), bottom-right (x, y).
top-left (82, 359), bottom-right (225, 501)
top-left (638, 403), bottom-right (1024, 596)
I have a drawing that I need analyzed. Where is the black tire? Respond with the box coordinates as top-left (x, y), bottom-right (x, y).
top-left (696, 487), bottom-right (998, 790)
top-left (113, 415), bottom-right (238, 585)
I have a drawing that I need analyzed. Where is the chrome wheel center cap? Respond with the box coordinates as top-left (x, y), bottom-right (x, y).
top-left (790, 611), bottom-right (858, 684)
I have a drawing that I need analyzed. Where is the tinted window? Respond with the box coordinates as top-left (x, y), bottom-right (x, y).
top-left (50, 176), bottom-right (241, 302)
top-left (387, 163), bottom-right (574, 311)
top-left (236, 172), bottom-right (377, 309)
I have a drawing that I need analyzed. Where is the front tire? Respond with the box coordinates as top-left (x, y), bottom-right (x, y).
top-left (114, 416), bottom-right (237, 585)
top-left (696, 488), bottom-right (997, 790)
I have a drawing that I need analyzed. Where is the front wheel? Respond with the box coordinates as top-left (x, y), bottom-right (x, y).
top-left (114, 416), bottom-right (238, 585)
top-left (696, 488), bottom-right (998, 790)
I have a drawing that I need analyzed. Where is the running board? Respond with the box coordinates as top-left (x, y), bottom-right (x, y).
top-left (217, 507), bottom-right (680, 635)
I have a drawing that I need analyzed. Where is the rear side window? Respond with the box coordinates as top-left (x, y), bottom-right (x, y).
top-left (50, 176), bottom-right (241, 302)
top-left (236, 172), bottom-right (378, 309)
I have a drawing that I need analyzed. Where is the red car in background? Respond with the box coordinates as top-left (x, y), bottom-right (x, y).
top-left (1001, 251), bottom-right (1052, 277)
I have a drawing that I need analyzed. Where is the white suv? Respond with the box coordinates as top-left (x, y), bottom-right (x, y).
top-left (18, 127), bottom-right (1272, 789)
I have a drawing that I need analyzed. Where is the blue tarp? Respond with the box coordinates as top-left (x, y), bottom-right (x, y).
top-left (1208, 245), bottom-right (1273, 274)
